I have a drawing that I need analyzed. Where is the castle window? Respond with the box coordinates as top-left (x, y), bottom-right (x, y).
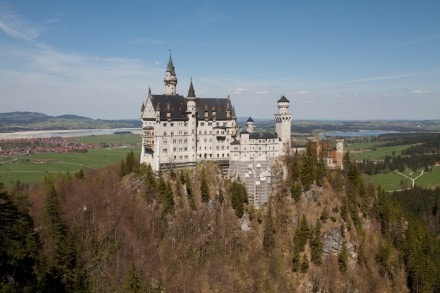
top-left (200, 122), bottom-right (204, 126)
top-left (171, 132), bottom-right (174, 136)
top-left (163, 123), bottom-right (167, 127)
top-left (164, 132), bottom-right (167, 136)
top-left (208, 122), bottom-right (212, 126)
top-left (170, 123), bottom-right (174, 127)
top-left (163, 148), bottom-right (167, 153)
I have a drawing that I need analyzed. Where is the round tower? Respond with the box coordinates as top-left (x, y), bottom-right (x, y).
top-left (164, 54), bottom-right (177, 95)
top-left (186, 79), bottom-right (197, 161)
top-left (275, 95), bottom-right (292, 155)
top-left (246, 117), bottom-right (255, 133)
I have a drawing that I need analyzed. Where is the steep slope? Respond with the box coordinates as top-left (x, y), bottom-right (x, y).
top-left (23, 154), bottom-right (422, 292)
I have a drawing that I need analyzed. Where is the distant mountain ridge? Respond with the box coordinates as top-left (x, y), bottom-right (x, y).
top-left (0, 111), bottom-right (141, 132)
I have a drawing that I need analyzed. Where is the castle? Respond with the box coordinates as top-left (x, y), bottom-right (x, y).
top-left (140, 55), bottom-right (341, 208)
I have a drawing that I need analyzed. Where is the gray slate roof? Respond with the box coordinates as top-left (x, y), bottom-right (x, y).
top-left (277, 96), bottom-right (289, 103)
top-left (148, 94), bottom-right (235, 121)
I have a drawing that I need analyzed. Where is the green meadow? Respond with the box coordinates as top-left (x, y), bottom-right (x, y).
top-left (0, 141), bottom-right (140, 187)
top-left (348, 143), bottom-right (412, 161)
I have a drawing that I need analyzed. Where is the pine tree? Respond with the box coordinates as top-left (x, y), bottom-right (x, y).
top-left (125, 264), bottom-right (142, 293)
top-left (293, 215), bottom-right (310, 253)
top-left (291, 251), bottom-right (300, 272)
top-left (338, 240), bottom-right (348, 273)
top-left (200, 171), bottom-right (210, 203)
top-left (300, 254), bottom-right (309, 273)
top-left (310, 221), bottom-right (323, 265)
top-left (301, 142), bottom-right (317, 191)
top-left (0, 186), bottom-right (40, 291)
top-left (230, 180), bottom-right (248, 218)
top-left (290, 182), bottom-right (302, 202)
top-left (263, 204), bottom-right (276, 253)
top-left (41, 179), bottom-right (88, 291)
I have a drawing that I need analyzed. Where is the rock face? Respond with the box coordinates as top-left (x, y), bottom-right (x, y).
top-left (323, 228), bottom-right (342, 254)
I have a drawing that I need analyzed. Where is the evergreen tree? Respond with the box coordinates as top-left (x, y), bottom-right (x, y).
top-left (316, 148), bottom-right (326, 186)
top-left (338, 241), bottom-right (348, 273)
top-left (125, 264), bottom-right (142, 293)
top-left (157, 175), bottom-right (174, 213)
top-left (0, 185), bottom-right (40, 292)
top-left (310, 221), bottom-right (323, 265)
top-left (263, 204), bottom-right (276, 253)
top-left (290, 154), bottom-right (301, 182)
top-left (119, 160), bottom-right (127, 177)
top-left (230, 180), bottom-right (248, 218)
top-left (293, 215), bottom-right (310, 253)
top-left (301, 142), bottom-right (317, 190)
top-left (300, 254), bottom-right (309, 273)
top-left (200, 171), bottom-right (210, 203)
top-left (40, 180), bottom-right (88, 291)
top-left (290, 182), bottom-right (302, 202)
top-left (291, 251), bottom-right (300, 272)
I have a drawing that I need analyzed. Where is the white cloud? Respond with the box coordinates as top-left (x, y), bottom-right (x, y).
top-left (295, 90), bottom-right (308, 95)
top-left (412, 89), bottom-right (431, 95)
top-left (256, 90), bottom-right (268, 95)
top-left (234, 87), bottom-right (251, 94)
top-left (0, 4), bottom-right (40, 41)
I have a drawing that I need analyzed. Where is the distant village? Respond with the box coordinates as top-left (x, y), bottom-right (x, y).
top-left (0, 136), bottom-right (134, 158)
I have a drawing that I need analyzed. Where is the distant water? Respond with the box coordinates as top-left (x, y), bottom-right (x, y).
top-left (324, 130), bottom-right (397, 137)
top-left (0, 128), bottom-right (141, 140)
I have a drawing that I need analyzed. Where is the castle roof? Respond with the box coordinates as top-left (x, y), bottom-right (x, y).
top-left (166, 54), bottom-right (176, 75)
top-left (249, 132), bottom-right (278, 140)
top-left (277, 95), bottom-right (289, 103)
top-left (146, 94), bottom-right (235, 121)
top-left (187, 79), bottom-right (196, 98)
top-left (247, 117), bottom-right (254, 123)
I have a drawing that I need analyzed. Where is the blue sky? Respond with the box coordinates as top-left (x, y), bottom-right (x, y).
top-left (1, 0), bottom-right (439, 120)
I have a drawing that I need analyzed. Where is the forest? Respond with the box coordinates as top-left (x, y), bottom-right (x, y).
top-left (1, 148), bottom-right (440, 292)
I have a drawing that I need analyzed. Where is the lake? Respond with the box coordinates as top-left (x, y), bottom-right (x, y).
top-left (324, 130), bottom-right (398, 137)
top-left (0, 128), bottom-right (142, 140)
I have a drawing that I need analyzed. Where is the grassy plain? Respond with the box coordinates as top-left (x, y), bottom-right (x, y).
top-left (348, 143), bottom-right (412, 161)
top-left (0, 143), bottom-right (140, 186)
top-left (349, 140), bottom-right (440, 191)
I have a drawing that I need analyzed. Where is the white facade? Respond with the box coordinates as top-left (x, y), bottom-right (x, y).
top-left (140, 55), bottom-right (237, 172)
top-left (140, 55), bottom-right (293, 208)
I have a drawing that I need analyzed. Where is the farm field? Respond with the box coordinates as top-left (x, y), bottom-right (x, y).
top-left (365, 167), bottom-right (440, 192)
top-left (74, 133), bottom-right (141, 145)
top-left (348, 143), bottom-right (412, 161)
top-left (0, 146), bottom-right (140, 187)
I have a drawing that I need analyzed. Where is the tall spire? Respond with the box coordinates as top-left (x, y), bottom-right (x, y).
top-left (164, 53), bottom-right (177, 95)
top-left (187, 78), bottom-right (196, 98)
top-left (166, 53), bottom-right (175, 75)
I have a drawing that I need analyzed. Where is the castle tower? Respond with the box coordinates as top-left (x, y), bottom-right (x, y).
top-left (275, 96), bottom-right (292, 155)
top-left (186, 79), bottom-right (198, 161)
top-left (164, 54), bottom-right (177, 95)
top-left (246, 117), bottom-right (255, 133)
top-left (336, 138), bottom-right (344, 170)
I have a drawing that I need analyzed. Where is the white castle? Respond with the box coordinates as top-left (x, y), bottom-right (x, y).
top-left (140, 55), bottom-right (292, 208)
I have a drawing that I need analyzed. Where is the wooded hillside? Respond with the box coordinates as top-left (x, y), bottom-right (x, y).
top-left (1, 150), bottom-right (439, 292)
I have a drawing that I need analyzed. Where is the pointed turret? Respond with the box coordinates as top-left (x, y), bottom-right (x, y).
top-left (164, 54), bottom-right (177, 95)
top-left (166, 54), bottom-right (175, 75)
top-left (187, 78), bottom-right (196, 98)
